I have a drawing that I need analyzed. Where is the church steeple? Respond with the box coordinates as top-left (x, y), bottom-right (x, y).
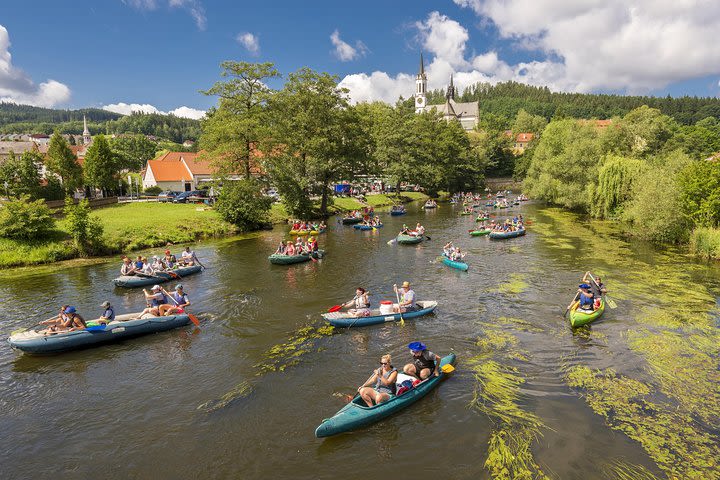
top-left (414, 53), bottom-right (427, 114)
top-left (82, 115), bottom-right (91, 145)
top-left (446, 74), bottom-right (455, 101)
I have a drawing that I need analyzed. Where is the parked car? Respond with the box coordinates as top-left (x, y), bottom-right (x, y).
top-left (187, 190), bottom-right (210, 203)
top-left (173, 190), bottom-right (202, 203)
top-left (158, 191), bottom-right (180, 202)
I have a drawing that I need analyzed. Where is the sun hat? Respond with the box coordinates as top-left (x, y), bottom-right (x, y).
top-left (164, 249), bottom-right (171, 254)
top-left (579, 283), bottom-right (590, 289)
top-left (100, 301), bottom-right (110, 308)
top-left (151, 285), bottom-right (162, 291)
top-left (402, 281), bottom-right (411, 288)
top-left (175, 284), bottom-right (183, 290)
top-left (408, 341), bottom-right (426, 352)
top-left (64, 306), bottom-right (76, 314)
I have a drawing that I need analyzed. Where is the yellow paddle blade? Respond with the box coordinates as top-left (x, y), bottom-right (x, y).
top-left (606, 297), bottom-right (618, 309)
top-left (441, 364), bottom-right (455, 373)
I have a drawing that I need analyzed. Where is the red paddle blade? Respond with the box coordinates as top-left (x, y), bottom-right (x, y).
top-left (188, 314), bottom-right (200, 326)
top-left (328, 305), bottom-right (342, 313)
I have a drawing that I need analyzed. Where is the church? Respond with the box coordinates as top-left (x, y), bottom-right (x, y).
top-left (413, 54), bottom-right (479, 131)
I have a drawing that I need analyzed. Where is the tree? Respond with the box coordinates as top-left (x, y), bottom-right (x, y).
top-left (68, 135), bottom-right (76, 145)
top-left (0, 150), bottom-right (44, 199)
top-left (46, 132), bottom-right (83, 194)
top-left (512, 109), bottom-right (547, 134)
top-left (110, 134), bottom-right (158, 171)
top-left (63, 197), bottom-right (105, 255)
top-left (201, 62), bottom-right (280, 179)
top-left (215, 179), bottom-right (272, 231)
top-left (83, 135), bottom-right (118, 194)
top-left (0, 195), bottom-right (55, 240)
top-left (590, 155), bottom-right (647, 218)
top-left (678, 160), bottom-right (720, 227)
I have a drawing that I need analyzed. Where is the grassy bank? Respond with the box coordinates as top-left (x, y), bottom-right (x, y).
top-left (689, 227), bottom-right (720, 260)
top-left (0, 203), bottom-right (237, 268)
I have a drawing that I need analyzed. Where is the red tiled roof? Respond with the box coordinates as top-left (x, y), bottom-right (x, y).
top-left (516, 133), bottom-right (534, 143)
top-left (146, 159), bottom-right (193, 181)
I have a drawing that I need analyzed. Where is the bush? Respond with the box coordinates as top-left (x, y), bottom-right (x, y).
top-left (143, 186), bottom-right (163, 195)
top-left (216, 179), bottom-right (272, 231)
top-left (0, 195), bottom-right (55, 240)
top-left (63, 198), bottom-right (105, 255)
top-left (689, 227), bottom-right (720, 260)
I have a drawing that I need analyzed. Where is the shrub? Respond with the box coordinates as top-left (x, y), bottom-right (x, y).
top-left (0, 195), bottom-right (55, 240)
top-left (689, 227), bottom-right (720, 260)
top-left (216, 179), bottom-right (272, 231)
top-left (143, 186), bottom-right (163, 195)
top-left (63, 198), bottom-right (105, 255)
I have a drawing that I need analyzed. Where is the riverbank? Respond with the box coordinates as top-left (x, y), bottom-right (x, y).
top-left (0, 192), bottom-right (429, 268)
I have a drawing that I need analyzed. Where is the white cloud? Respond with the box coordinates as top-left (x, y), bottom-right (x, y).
top-left (123, 0), bottom-right (206, 30)
top-left (236, 32), bottom-right (260, 55)
top-left (0, 25), bottom-right (71, 107)
top-left (102, 102), bottom-right (205, 119)
top-left (454, 0), bottom-right (720, 93)
top-left (330, 30), bottom-right (368, 62)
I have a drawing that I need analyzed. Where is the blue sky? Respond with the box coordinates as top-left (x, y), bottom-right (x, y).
top-left (1, 0), bottom-right (719, 118)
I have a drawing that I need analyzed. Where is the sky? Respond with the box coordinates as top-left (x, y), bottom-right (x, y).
top-left (1, 0), bottom-right (720, 120)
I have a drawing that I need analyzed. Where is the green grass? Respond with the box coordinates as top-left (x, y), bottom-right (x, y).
top-left (689, 227), bottom-right (720, 260)
top-left (0, 202), bottom-right (237, 268)
top-left (330, 197), bottom-right (365, 211)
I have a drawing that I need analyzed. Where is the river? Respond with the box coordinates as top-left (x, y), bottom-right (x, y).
top-left (1, 202), bottom-right (718, 479)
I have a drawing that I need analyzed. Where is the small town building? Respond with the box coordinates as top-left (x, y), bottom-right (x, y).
top-left (0, 141), bottom-right (39, 161)
top-left (514, 133), bottom-right (535, 153)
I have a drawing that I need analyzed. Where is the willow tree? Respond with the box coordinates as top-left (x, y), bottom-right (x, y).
top-left (591, 155), bottom-right (647, 219)
top-left (201, 61), bottom-right (280, 179)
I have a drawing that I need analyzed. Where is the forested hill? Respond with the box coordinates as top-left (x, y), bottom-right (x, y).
top-left (0, 103), bottom-right (201, 143)
top-left (425, 81), bottom-right (720, 125)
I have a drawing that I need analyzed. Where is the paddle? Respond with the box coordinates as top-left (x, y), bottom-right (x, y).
top-left (162, 287), bottom-right (200, 326)
top-left (328, 305), bottom-right (342, 313)
top-left (394, 287), bottom-right (405, 326)
top-left (425, 235), bottom-right (431, 241)
top-left (441, 364), bottom-right (455, 374)
top-left (387, 238), bottom-right (397, 245)
top-left (564, 291), bottom-right (580, 318)
top-left (587, 273), bottom-right (617, 309)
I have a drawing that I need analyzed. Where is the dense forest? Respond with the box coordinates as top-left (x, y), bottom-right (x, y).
top-left (425, 81), bottom-right (720, 125)
top-left (0, 104), bottom-right (201, 143)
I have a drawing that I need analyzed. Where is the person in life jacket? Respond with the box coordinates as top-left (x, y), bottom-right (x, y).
top-left (577, 284), bottom-right (595, 311)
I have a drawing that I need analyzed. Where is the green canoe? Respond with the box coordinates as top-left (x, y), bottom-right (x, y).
top-left (268, 250), bottom-right (325, 265)
top-left (315, 353), bottom-right (456, 437)
top-left (396, 234), bottom-right (424, 245)
top-left (569, 297), bottom-right (605, 327)
top-left (470, 229), bottom-right (491, 236)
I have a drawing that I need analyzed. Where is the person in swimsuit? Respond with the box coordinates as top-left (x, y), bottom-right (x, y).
top-left (357, 354), bottom-right (398, 406)
top-left (403, 341), bottom-right (441, 380)
top-left (341, 287), bottom-right (370, 317)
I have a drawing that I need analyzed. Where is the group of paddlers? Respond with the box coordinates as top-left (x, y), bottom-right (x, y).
top-left (442, 242), bottom-right (466, 261)
top-left (400, 223), bottom-right (425, 237)
top-left (345, 207), bottom-right (375, 220)
top-left (120, 247), bottom-right (203, 276)
top-left (360, 216), bottom-right (382, 227)
top-left (37, 282), bottom-right (191, 335)
top-left (336, 282), bottom-right (418, 318)
top-left (275, 236), bottom-right (319, 256)
top-left (290, 220), bottom-right (326, 232)
top-left (571, 272), bottom-right (607, 312)
top-left (475, 216), bottom-right (524, 232)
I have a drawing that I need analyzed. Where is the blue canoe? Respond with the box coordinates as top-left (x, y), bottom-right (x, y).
top-left (315, 353), bottom-right (456, 437)
top-left (489, 228), bottom-right (526, 240)
top-left (113, 265), bottom-right (202, 288)
top-left (322, 301), bottom-right (437, 327)
top-left (341, 217), bottom-right (363, 225)
top-left (442, 256), bottom-right (469, 271)
top-left (353, 224), bottom-right (383, 230)
top-left (7, 313), bottom-right (191, 354)
top-left (390, 209), bottom-right (406, 216)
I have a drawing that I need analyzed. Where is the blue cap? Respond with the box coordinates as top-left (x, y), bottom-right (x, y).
top-left (579, 283), bottom-right (590, 289)
top-left (175, 284), bottom-right (183, 290)
top-left (408, 341), bottom-right (426, 351)
top-left (64, 306), bottom-right (76, 314)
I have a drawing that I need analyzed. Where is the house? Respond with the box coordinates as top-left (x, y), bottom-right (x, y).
top-left (29, 134), bottom-right (51, 146)
top-left (513, 133), bottom-right (535, 153)
top-left (0, 141), bottom-right (40, 161)
top-left (182, 139), bottom-right (195, 148)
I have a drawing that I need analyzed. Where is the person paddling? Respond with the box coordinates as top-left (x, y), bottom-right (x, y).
top-left (403, 341), bottom-right (441, 380)
top-left (160, 284), bottom-right (191, 316)
top-left (120, 256), bottom-right (137, 276)
top-left (45, 306), bottom-right (86, 334)
top-left (340, 287), bottom-right (371, 317)
top-left (393, 281), bottom-right (417, 312)
top-left (357, 354), bottom-right (398, 406)
top-left (139, 285), bottom-right (168, 318)
top-left (576, 283), bottom-right (595, 311)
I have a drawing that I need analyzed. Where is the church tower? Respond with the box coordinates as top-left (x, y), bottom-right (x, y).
top-left (414, 53), bottom-right (427, 113)
top-left (446, 74), bottom-right (455, 101)
top-left (82, 115), bottom-right (92, 145)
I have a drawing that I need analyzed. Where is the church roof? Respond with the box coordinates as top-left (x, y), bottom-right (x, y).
top-left (429, 99), bottom-right (478, 119)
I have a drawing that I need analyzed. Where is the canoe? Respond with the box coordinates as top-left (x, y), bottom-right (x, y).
top-left (569, 298), bottom-right (606, 327)
top-left (353, 224), bottom-right (383, 230)
top-left (289, 229), bottom-right (325, 235)
top-left (459, 212), bottom-right (473, 216)
top-left (113, 265), bottom-right (202, 288)
top-left (314, 352), bottom-right (456, 437)
top-left (268, 250), bottom-right (324, 265)
top-left (489, 229), bottom-right (526, 240)
top-left (390, 210), bottom-right (406, 216)
top-left (342, 217), bottom-right (363, 225)
top-left (476, 217), bottom-right (489, 222)
top-left (396, 234), bottom-right (424, 245)
top-left (322, 301), bottom-right (437, 328)
top-left (7, 313), bottom-right (191, 355)
top-left (470, 229), bottom-right (491, 236)
top-left (442, 256), bottom-right (469, 271)
top-left (423, 203), bottom-right (437, 209)
top-left (485, 202), bottom-right (494, 207)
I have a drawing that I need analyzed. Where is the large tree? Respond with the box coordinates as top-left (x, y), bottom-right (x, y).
top-left (83, 135), bottom-right (118, 195)
top-left (110, 134), bottom-right (158, 171)
top-left (201, 61), bottom-right (280, 179)
top-left (0, 150), bottom-right (44, 199)
top-left (46, 132), bottom-right (83, 194)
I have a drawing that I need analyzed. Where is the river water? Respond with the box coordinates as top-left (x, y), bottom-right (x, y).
top-left (1, 202), bottom-right (718, 480)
